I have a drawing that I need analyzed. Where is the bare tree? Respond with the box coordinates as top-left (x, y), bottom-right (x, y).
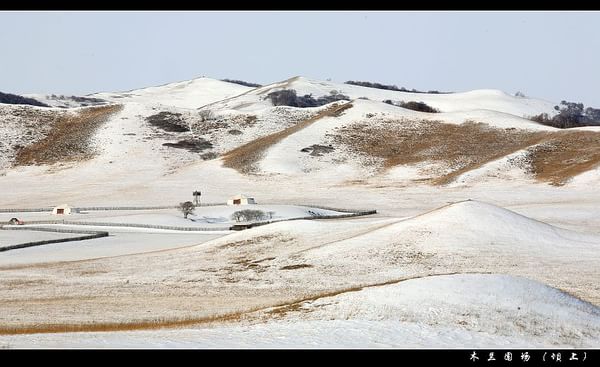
top-left (230, 209), bottom-right (267, 222)
top-left (179, 201), bottom-right (195, 219)
top-left (198, 109), bottom-right (215, 122)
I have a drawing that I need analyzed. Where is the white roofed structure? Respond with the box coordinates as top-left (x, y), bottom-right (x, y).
top-left (227, 194), bottom-right (257, 206)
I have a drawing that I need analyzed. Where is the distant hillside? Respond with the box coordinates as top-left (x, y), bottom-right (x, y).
top-left (0, 92), bottom-right (49, 107)
top-left (4, 75), bottom-right (600, 190)
top-left (345, 80), bottom-right (452, 94)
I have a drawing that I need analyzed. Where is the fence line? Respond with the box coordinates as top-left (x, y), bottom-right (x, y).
top-left (59, 221), bottom-right (231, 231)
top-left (1, 220), bottom-right (230, 232)
top-left (0, 226), bottom-right (109, 252)
top-left (0, 226), bottom-right (108, 235)
top-left (0, 203), bottom-right (226, 213)
top-left (230, 209), bottom-right (377, 230)
top-left (1, 208), bottom-right (376, 231)
top-left (286, 203), bottom-right (377, 214)
top-left (0, 203), bottom-right (371, 214)
top-left (1, 204), bottom-right (376, 233)
top-left (0, 208), bottom-right (53, 213)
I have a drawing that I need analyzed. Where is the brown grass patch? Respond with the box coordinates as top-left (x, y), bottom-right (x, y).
top-left (0, 271), bottom-right (480, 335)
top-left (0, 310), bottom-right (249, 336)
top-left (217, 235), bottom-right (278, 249)
top-left (15, 104), bottom-right (123, 166)
top-left (279, 264), bottom-right (313, 270)
top-left (77, 269), bottom-right (109, 276)
top-left (1, 278), bottom-right (50, 288)
top-left (331, 119), bottom-right (600, 185)
top-left (222, 102), bottom-right (353, 173)
top-left (265, 302), bottom-right (305, 317)
top-left (527, 132), bottom-right (600, 186)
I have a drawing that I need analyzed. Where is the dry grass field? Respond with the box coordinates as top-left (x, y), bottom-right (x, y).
top-left (331, 119), bottom-right (600, 185)
top-left (15, 104), bottom-right (122, 166)
top-left (222, 102), bottom-right (353, 173)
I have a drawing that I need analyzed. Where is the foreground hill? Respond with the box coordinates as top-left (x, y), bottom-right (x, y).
top-left (0, 200), bottom-right (598, 347)
top-left (3, 274), bottom-right (599, 347)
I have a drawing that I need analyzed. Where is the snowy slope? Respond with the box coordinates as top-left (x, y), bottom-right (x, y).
top-left (258, 98), bottom-right (556, 178)
top-left (3, 75), bottom-right (600, 348)
top-left (92, 77), bottom-right (253, 109)
top-left (5, 75), bottom-right (591, 194)
top-left (1, 200), bottom-right (599, 347)
top-left (305, 199), bottom-right (600, 262)
top-left (22, 94), bottom-right (109, 109)
top-left (288, 77), bottom-right (559, 117)
top-left (2, 274), bottom-right (598, 348)
top-left (205, 76), bottom-right (558, 118)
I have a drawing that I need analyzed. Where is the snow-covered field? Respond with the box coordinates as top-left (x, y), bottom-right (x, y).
top-left (1, 76), bottom-right (600, 348)
top-left (0, 229), bottom-right (82, 250)
top-left (0, 231), bottom-right (225, 266)
top-left (1, 205), bottom-right (346, 227)
top-left (2, 274), bottom-right (598, 348)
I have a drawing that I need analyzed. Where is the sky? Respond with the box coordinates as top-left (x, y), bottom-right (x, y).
top-left (1, 11), bottom-right (599, 106)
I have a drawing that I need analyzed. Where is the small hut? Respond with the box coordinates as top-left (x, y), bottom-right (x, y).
top-left (52, 204), bottom-right (78, 215)
top-left (227, 194), bottom-right (257, 206)
top-left (8, 217), bottom-right (24, 225)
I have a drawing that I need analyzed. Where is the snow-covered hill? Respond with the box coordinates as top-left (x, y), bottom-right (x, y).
top-left (92, 77), bottom-right (254, 110)
top-left (2, 199), bottom-right (599, 347)
top-left (2, 75), bottom-right (600, 212)
top-left (204, 76), bottom-right (558, 117)
top-left (2, 273), bottom-right (598, 348)
top-left (2, 75), bottom-right (600, 348)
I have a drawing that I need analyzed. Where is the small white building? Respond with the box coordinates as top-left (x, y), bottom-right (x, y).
top-left (52, 204), bottom-right (78, 215)
top-left (227, 194), bottom-right (257, 206)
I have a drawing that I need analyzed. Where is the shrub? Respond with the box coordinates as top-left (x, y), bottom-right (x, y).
top-left (398, 101), bottom-right (439, 113)
top-left (198, 109), bottom-right (215, 122)
top-left (530, 100), bottom-right (600, 128)
top-left (162, 138), bottom-right (213, 153)
top-left (266, 89), bottom-right (350, 108)
top-left (0, 92), bottom-right (49, 107)
top-left (585, 107), bottom-right (600, 121)
top-left (179, 201), bottom-right (195, 219)
top-left (221, 79), bottom-right (262, 88)
top-left (382, 100), bottom-right (440, 113)
top-left (230, 209), bottom-right (267, 222)
top-left (200, 152), bottom-right (218, 160)
top-left (46, 94), bottom-right (106, 104)
top-left (344, 81), bottom-right (452, 94)
top-left (267, 89), bottom-right (297, 106)
top-left (146, 112), bottom-right (188, 132)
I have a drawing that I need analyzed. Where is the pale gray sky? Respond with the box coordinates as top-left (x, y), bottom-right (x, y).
top-left (1, 11), bottom-right (599, 106)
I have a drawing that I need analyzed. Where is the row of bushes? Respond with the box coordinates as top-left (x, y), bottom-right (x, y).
top-left (383, 99), bottom-right (440, 113)
top-left (266, 89), bottom-right (350, 108)
top-left (0, 91), bottom-right (49, 107)
top-left (221, 79), bottom-right (262, 88)
top-left (345, 81), bottom-right (452, 94)
top-left (530, 100), bottom-right (600, 129)
top-left (46, 94), bottom-right (106, 103)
